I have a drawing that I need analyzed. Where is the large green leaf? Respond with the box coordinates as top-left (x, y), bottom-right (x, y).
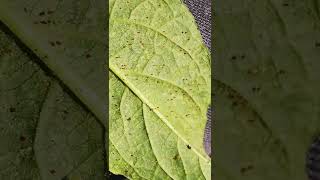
top-left (0, 0), bottom-right (107, 179)
top-left (109, 0), bottom-right (211, 179)
top-left (215, 0), bottom-right (320, 179)
top-left (0, 0), bottom-right (107, 122)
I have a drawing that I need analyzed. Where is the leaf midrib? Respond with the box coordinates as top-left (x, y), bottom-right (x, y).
top-left (109, 65), bottom-right (210, 163)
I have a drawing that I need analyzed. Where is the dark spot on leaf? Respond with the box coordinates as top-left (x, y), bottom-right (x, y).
top-left (9, 107), bottom-right (16, 112)
top-left (127, 118), bottom-right (131, 121)
top-left (173, 154), bottom-right (179, 160)
top-left (231, 56), bottom-right (236, 60)
top-left (39, 11), bottom-right (45, 16)
top-left (49, 41), bottom-right (55, 46)
top-left (278, 69), bottom-right (286, 74)
top-left (240, 165), bottom-right (254, 174)
top-left (40, 21), bottom-right (47, 24)
top-left (241, 55), bottom-right (245, 59)
top-left (187, 145), bottom-right (191, 149)
top-left (315, 42), bottom-right (320, 47)
top-left (50, 169), bottom-right (56, 174)
top-left (86, 54), bottom-right (91, 58)
top-left (24, 8), bottom-right (28, 13)
top-left (282, 3), bottom-right (289, 6)
top-left (20, 136), bottom-right (26, 142)
top-left (232, 101), bottom-right (238, 107)
top-left (55, 41), bottom-right (61, 45)
top-left (252, 87), bottom-right (261, 92)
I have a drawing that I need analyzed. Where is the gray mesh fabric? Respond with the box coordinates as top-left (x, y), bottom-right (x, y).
top-left (184, 0), bottom-right (212, 50)
top-left (184, 0), bottom-right (212, 157)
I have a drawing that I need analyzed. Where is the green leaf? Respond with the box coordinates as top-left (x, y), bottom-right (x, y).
top-left (0, 0), bottom-right (107, 179)
top-left (215, 1), bottom-right (320, 179)
top-left (0, 0), bottom-right (107, 122)
top-left (109, 0), bottom-right (211, 179)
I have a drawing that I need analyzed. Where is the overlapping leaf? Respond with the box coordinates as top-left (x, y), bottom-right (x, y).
top-left (214, 0), bottom-right (320, 179)
top-left (0, 0), bottom-right (107, 179)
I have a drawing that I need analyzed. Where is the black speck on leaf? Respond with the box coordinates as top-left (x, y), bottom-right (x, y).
top-left (86, 54), bottom-right (91, 58)
top-left (127, 118), bottom-right (131, 121)
top-left (50, 169), bottom-right (56, 174)
top-left (187, 145), bottom-right (191, 149)
top-left (282, 3), bottom-right (289, 6)
top-left (40, 21), bottom-right (47, 24)
top-left (39, 11), bottom-right (45, 16)
top-left (173, 154), bottom-right (179, 160)
top-left (56, 41), bottom-right (61, 45)
top-left (20, 136), bottom-right (26, 142)
top-left (232, 101), bottom-right (238, 107)
top-left (240, 165), bottom-right (254, 174)
top-left (9, 107), bottom-right (16, 112)
top-left (231, 56), bottom-right (236, 60)
top-left (315, 42), bottom-right (320, 47)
